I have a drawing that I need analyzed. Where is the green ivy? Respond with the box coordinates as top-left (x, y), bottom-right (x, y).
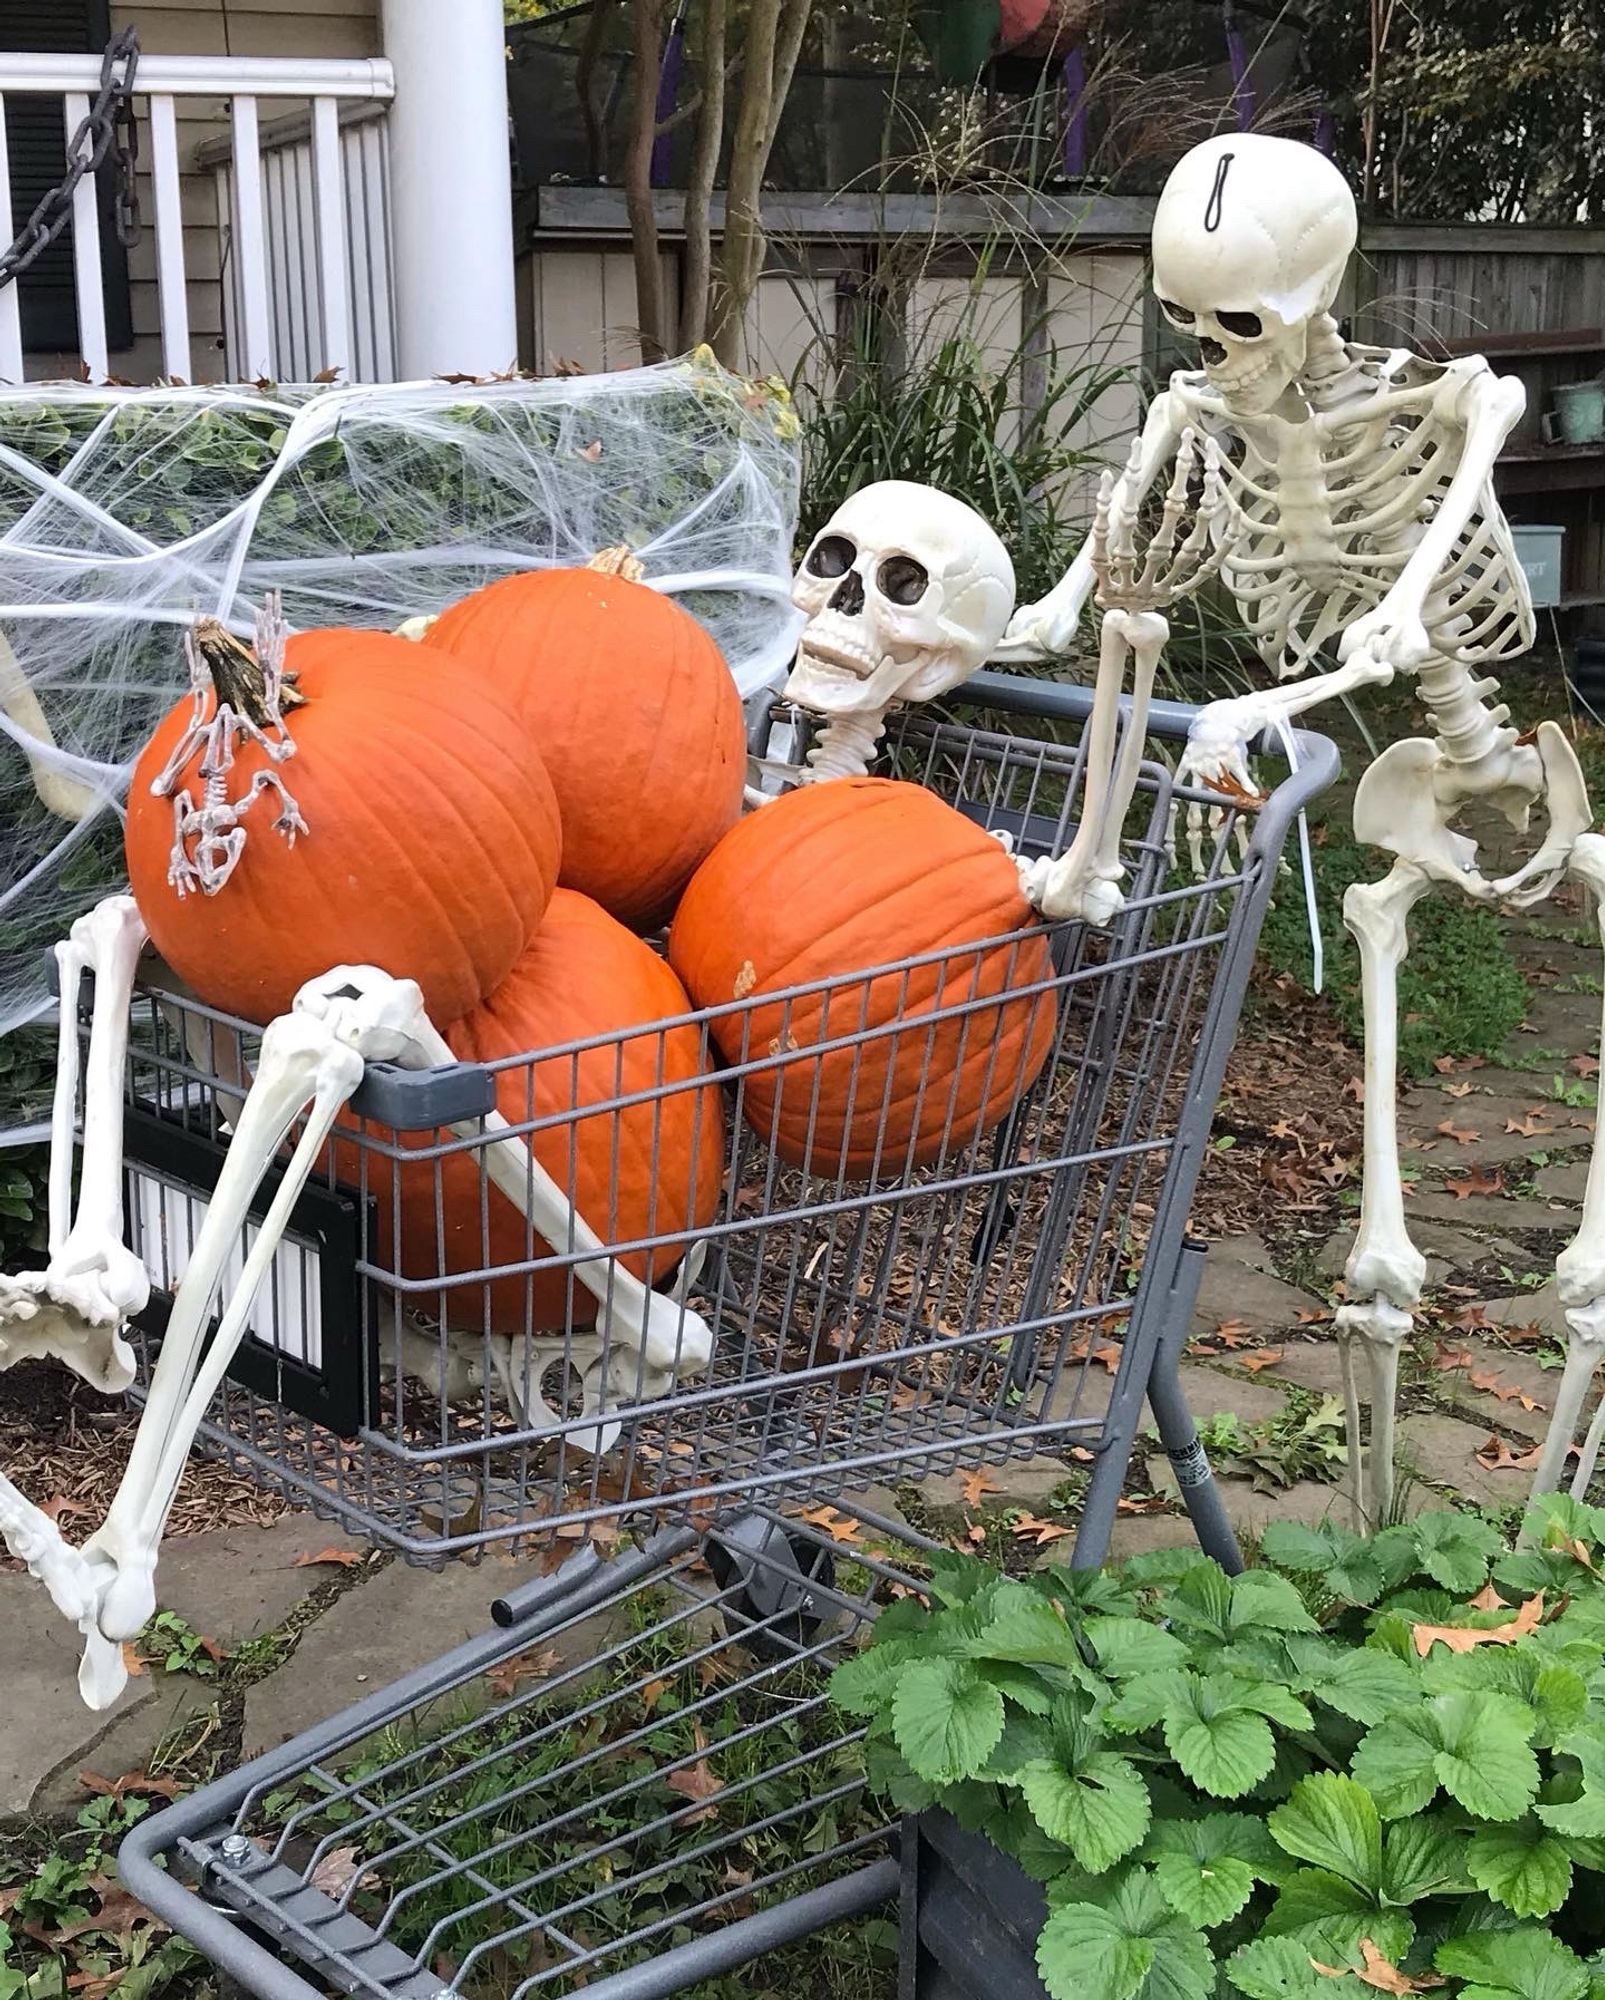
top-left (832, 1495), bottom-right (1605, 2000)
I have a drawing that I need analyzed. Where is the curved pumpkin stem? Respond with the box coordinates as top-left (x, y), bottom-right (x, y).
top-left (587, 544), bottom-right (647, 582)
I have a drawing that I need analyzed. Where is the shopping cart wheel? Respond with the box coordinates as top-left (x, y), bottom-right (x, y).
top-left (704, 1513), bottom-right (838, 1663)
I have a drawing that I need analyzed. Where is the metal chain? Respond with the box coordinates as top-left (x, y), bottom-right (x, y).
top-left (0, 26), bottom-right (142, 291)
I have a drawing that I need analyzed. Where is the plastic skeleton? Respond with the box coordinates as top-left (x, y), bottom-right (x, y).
top-left (1003, 129), bottom-right (1605, 1527)
top-left (771, 482), bottom-right (1016, 789)
top-left (151, 602), bottom-right (308, 897)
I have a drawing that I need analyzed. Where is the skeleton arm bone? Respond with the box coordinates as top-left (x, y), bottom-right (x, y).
top-left (1178, 647), bottom-right (1396, 800)
top-left (996, 390), bottom-right (1191, 662)
top-left (1339, 364), bottom-right (1527, 670)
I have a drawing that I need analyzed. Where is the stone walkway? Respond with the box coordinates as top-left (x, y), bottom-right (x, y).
top-left (2, 879), bottom-right (1599, 1839)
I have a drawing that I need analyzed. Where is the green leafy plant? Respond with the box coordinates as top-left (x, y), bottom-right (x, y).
top-left (832, 1494), bottom-right (1605, 2000)
top-left (1191, 1391), bottom-right (1349, 1492)
top-left (140, 1609), bottom-right (223, 1679)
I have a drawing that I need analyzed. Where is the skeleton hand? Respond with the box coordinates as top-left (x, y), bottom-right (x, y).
top-left (1092, 429), bottom-right (1224, 615)
top-left (1174, 692), bottom-right (1278, 876)
top-left (1338, 601), bottom-right (1425, 680)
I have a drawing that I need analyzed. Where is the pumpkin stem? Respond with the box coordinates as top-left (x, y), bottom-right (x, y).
top-left (587, 545), bottom-right (647, 582)
top-left (148, 592), bottom-right (309, 898)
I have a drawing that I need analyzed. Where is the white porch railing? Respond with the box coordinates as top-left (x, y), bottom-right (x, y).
top-left (0, 54), bottom-right (395, 385)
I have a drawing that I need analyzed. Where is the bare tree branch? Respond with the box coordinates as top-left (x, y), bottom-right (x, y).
top-left (679, 0), bottom-right (727, 350)
top-left (625, 0), bottom-right (670, 363)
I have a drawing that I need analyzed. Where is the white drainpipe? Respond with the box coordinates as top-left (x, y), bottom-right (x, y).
top-left (380, 0), bottom-right (519, 378)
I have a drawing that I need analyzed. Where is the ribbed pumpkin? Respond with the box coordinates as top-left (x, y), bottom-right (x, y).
top-left (427, 564), bottom-right (747, 929)
top-left (668, 779), bottom-right (1058, 1177)
top-left (126, 623), bottom-right (562, 1027)
top-left (349, 890), bottom-right (724, 1330)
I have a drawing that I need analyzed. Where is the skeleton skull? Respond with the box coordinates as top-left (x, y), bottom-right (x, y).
top-left (786, 483), bottom-right (1015, 722)
top-left (1151, 133), bottom-right (1358, 417)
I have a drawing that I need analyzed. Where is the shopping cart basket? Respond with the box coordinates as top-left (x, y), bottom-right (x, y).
top-left (117, 673), bottom-right (1336, 1999)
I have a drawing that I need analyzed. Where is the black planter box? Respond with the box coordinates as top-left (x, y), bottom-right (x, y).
top-left (899, 1810), bottom-right (1050, 2000)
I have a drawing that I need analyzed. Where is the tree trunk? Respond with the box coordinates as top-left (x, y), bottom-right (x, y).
top-left (679, 0), bottom-right (727, 350)
top-left (576, 0), bottom-right (616, 181)
top-left (708, 0), bottom-right (813, 368)
top-left (625, 0), bottom-right (669, 363)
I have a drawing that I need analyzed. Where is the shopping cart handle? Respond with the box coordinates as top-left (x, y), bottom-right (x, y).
top-left (348, 1058), bottom-right (497, 1129)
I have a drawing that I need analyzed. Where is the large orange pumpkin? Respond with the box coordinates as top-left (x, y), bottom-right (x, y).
top-left (668, 779), bottom-right (1058, 1177)
top-left (427, 565), bottom-right (747, 929)
top-left (126, 623), bottom-right (562, 1026)
top-left (346, 890), bottom-right (725, 1331)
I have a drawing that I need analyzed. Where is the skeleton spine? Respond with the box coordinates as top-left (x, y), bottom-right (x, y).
top-left (803, 713), bottom-right (884, 782)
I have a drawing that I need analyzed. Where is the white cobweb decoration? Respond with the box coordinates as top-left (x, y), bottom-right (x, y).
top-left (0, 358), bottom-right (804, 1059)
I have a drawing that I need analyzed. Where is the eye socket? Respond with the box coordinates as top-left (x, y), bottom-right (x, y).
top-left (1216, 310), bottom-right (1264, 340)
top-left (1159, 299), bottom-right (1195, 326)
top-left (877, 555), bottom-right (929, 606)
top-left (806, 534), bottom-right (856, 579)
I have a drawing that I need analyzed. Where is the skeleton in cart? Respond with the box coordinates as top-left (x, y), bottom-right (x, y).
top-left (994, 129), bottom-right (1605, 1528)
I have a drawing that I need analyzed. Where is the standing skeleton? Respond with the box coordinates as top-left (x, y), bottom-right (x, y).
top-left (1001, 131), bottom-right (1605, 1528)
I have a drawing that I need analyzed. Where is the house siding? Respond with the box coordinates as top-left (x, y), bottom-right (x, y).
top-left (94, 0), bottom-right (380, 379)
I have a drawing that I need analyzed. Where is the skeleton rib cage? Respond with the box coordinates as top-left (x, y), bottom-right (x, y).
top-left (1174, 354), bottom-right (1536, 682)
top-left (118, 677), bottom-right (1336, 2000)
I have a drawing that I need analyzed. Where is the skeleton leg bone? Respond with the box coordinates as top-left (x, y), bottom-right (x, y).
top-left (9, 963), bottom-right (716, 1705)
top-left (1332, 859), bottom-right (1433, 1529)
top-left (0, 895), bottom-right (150, 1390)
top-left (1536, 832), bottom-right (1605, 1496)
top-left (1023, 609), bottom-right (1167, 924)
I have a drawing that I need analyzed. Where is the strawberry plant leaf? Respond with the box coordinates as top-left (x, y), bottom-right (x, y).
top-left (1535, 1736), bottom-right (1605, 1838)
top-left (1143, 1815), bottom-right (1286, 1928)
top-left (967, 1597), bottom-right (1086, 1671)
top-left (1380, 1819), bottom-right (1472, 1904)
top-left (1161, 1681), bottom-right (1278, 1798)
top-left (1020, 1752), bottom-right (1152, 1874)
top-left (1416, 1512), bottom-right (1502, 1593)
top-left (1225, 1934), bottom-right (1334, 2000)
top-left (1267, 1774), bottom-right (1382, 1890)
top-left (1084, 1617), bottom-right (1191, 1679)
top-left (1431, 1692), bottom-right (1541, 1822)
top-left (1038, 1871), bottom-right (1214, 2000)
top-left (891, 1657), bottom-right (1006, 1783)
top-left (1466, 1820), bottom-right (1573, 1919)
top-left (1229, 1571), bottom-right (1322, 1636)
top-left (1434, 1927), bottom-right (1591, 2000)
top-left (1150, 1849), bottom-right (1256, 1929)
top-left (829, 1642), bottom-right (920, 1716)
top-left (1293, 1642), bottom-right (1421, 1727)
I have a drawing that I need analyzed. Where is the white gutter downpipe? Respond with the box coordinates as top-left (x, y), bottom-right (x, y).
top-left (379, 0), bottom-right (519, 378)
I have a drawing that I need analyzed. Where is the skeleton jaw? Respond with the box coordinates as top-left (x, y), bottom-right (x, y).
top-left (785, 633), bottom-right (940, 722)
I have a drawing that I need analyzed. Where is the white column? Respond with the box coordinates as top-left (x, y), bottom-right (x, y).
top-left (379, 0), bottom-right (518, 379)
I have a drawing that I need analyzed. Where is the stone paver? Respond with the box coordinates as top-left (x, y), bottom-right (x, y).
top-left (153, 1515), bottom-right (363, 1649)
top-left (1191, 1234), bottom-right (1323, 1337)
top-left (1397, 1411), bottom-right (1518, 1507)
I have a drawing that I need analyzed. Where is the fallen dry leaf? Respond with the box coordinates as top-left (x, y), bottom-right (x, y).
top-left (1354, 1939), bottom-right (1447, 1994)
top-left (1468, 1583), bottom-right (1506, 1611)
top-left (1240, 1350), bottom-right (1284, 1374)
top-left (666, 1732), bottom-right (724, 1822)
top-left (1410, 1593), bottom-right (1544, 1657)
top-left (294, 1547), bottom-right (362, 1570)
top-left (309, 1844), bottom-right (376, 1899)
top-left (1504, 1112), bottom-right (1555, 1138)
top-left (121, 1643), bottom-right (146, 1679)
top-left (1431, 1346), bottom-right (1473, 1372)
top-left (1216, 1319), bottom-right (1254, 1347)
top-left (1574, 1054), bottom-right (1601, 1079)
top-left (576, 439), bottom-right (604, 463)
top-left (1435, 1120), bottom-right (1479, 1146)
top-left (1345, 1076), bottom-right (1366, 1102)
top-left (960, 1469), bottom-right (1002, 1508)
top-left (78, 1767), bottom-right (182, 1803)
top-left (1467, 1367), bottom-right (1544, 1413)
top-left (483, 1647), bottom-right (563, 1700)
top-left (1446, 1166), bottom-right (1506, 1200)
top-left (1477, 1433), bottom-right (1549, 1472)
top-left (799, 1505), bottom-right (862, 1544)
top-left (1443, 1081), bottom-right (1476, 1100)
top-left (1445, 1302), bottom-right (1490, 1332)
top-left (1011, 1513), bottom-right (1074, 1546)
top-left (1117, 1494), bottom-right (1171, 1516)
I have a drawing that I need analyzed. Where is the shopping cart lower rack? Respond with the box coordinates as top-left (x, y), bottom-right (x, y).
top-left (116, 674), bottom-right (1336, 1998)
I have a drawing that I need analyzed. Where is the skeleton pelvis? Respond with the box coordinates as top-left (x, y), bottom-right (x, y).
top-left (1352, 738), bottom-right (1488, 891)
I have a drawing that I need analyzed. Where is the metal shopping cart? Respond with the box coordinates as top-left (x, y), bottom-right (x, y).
top-left (116, 673), bottom-right (1336, 2000)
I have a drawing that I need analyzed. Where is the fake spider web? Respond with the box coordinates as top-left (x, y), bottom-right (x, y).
top-left (0, 358), bottom-right (803, 1065)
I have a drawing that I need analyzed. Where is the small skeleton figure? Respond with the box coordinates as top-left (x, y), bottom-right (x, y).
top-left (779, 482), bottom-right (1015, 782)
top-left (1003, 129), bottom-right (1605, 1528)
top-left (151, 594), bottom-right (308, 897)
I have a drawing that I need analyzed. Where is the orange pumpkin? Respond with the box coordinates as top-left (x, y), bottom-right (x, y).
top-left (428, 566), bottom-right (747, 929)
top-left (126, 623), bottom-right (562, 1027)
top-left (668, 778), bottom-right (1058, 1177)
top-left (347, 890), bottom-right (724, 1330)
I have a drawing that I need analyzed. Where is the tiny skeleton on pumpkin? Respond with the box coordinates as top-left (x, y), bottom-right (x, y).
top-left (1001, 128), bottom-right (1605, 1531)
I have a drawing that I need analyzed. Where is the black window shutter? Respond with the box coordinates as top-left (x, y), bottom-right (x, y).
top-left (0, 0), bottom-right (134, 356)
